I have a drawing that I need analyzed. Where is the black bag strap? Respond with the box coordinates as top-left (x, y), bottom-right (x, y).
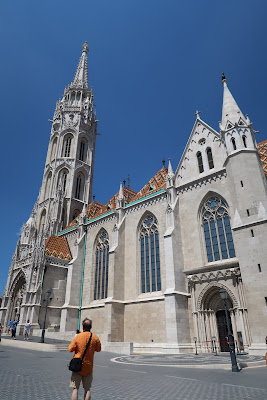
top-left (81, 333), bottom-right (92, 361)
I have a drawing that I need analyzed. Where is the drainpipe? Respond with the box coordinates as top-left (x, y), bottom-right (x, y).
top-left (78, 228), bottom-right (87, 330)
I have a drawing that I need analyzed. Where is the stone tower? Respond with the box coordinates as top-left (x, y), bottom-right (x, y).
top-left (38, 41), bottom-right (98, 234)
top-left (0, 42), bottom-right (98, 331)
top-left (220, 74), bottom-right (267, 353)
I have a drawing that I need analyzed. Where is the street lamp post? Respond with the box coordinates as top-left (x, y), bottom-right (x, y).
top-left (219, 288), bottom-right (239, 372)
top-left (193, 337), bottom-right (198, 355)
top-left (40, 288), bottom-right (52, 343)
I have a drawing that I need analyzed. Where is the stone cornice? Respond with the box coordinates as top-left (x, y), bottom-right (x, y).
top-left (176, 169), bottom-right (227, 195)
top-left (183, 258), bottom-right (239, 275)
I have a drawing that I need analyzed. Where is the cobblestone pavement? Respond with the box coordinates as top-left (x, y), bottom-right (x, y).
top-left (112, 353), bottom-right (265, 367)
top-left (0, 345), bottom-right (267, 400)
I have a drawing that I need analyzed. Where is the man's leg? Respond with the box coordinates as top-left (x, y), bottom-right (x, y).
top-left (84, 389), bottom-right (91, 400)
top-left (71, 388), bottom-right (78, 400)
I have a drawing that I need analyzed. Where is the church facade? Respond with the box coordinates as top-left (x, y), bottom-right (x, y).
top-left (1, 43), bottom-right (267, 355)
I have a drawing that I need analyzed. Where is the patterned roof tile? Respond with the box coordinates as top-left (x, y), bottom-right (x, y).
top-left (258, 140), bottom-right (267, 176)
top-left (132, 167), bottom-right (168, 201)
top-left (45, 235), bottom-right (72, 261)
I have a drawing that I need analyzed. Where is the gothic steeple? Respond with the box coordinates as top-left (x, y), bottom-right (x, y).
top-left (70, 42), bottom-right (89, 89)
top-left (37, 42), bottom-right (98, 233)
top-left (220, 73), bottom-right (247, 131)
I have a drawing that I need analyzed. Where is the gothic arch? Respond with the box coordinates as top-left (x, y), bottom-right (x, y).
top-left (136, 210), bottom-right (159, 234)
top-left (61, 133), bottom-right (74, 158)
top-left (54, 161), bottom-right (71, 174)
top-left (39, 209), bottom-right (47, 231)
top-left (8, 270), bottom-right (27, 322)
top-left (197, 191), bottom-right (230, 218)
top-left (93, 229), bottom-right (110, 300)
top-left (197, 282), bottom-right (239, 311)
top-left (9, 270), bottom-right (27, 297)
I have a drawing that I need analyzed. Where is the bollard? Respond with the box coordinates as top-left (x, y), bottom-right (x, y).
top-left (265, 352), bottom-right (267, 366)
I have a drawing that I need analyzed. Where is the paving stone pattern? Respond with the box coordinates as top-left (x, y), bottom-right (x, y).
top-left (113, 353), bottom-right (264, 366)
top-left (0, 346), bottom-right (267, 400)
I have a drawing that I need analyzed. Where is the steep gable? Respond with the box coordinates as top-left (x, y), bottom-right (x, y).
top-left (175, 118), bottom-right (225, 186)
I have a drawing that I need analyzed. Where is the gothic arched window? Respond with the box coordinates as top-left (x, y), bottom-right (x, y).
top-left (139, 214), bottom-right (161, 293)
top-left (231, 137), bottom-right (237, 151)
top-left (75, 173), bottom-right (84, 200)
top-left (62, 134), bottom-right (73, 158)
top-left (206, 148), bottom-right (214, 169)
top-left (197, 151), bottom-right (204, 173)
top-left (39, 209), bottom-right (46, 231)
top-left (242, 135), bottom-right (247, 148)
top-left (45, 172), bottom-right (52, 199)
top-left (78, 139), bottom-right (87, 162)
top-left (58, 169), bottom-right (68, 193)
top-left (94, 230), bottom-right (109, 300)
top-left (51, 138), bottom-right (58, 161)
top-left (202, 196), bottom-right (236, 263)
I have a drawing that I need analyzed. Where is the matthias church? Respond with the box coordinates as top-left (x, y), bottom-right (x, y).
top-left (1, 43), bottom-right (267, 355)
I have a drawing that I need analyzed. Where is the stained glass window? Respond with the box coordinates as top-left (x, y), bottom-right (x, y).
top-left (140, 215), bottom-right (161, 293)
top-left (202, 197), bottom-right (236, 262)
top-left (94, 230), bottom-right (109, 300)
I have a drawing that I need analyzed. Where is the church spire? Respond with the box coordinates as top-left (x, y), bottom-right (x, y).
top-left (70, 42), bottom-right (89, 89)
top-left (221, 73), bottom-right (246, 131)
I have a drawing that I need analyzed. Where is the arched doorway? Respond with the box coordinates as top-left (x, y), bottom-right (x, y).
top-left (197, 284), bottom-right (236, 353)
top-left (9, 275), bottom-right (26, 323)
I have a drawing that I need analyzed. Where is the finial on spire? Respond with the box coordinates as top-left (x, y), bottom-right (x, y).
top-left (82, 41), bottom-right (89, 54)
top-left (222, 72), bottom-right (226, 84)
top-left (118, 182), bottom-right (124, 201)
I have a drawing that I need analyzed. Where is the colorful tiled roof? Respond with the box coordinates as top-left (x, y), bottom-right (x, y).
top-left (258, 140), bottom-right (267, 176)
top-left (132, 167), bottom-right (168, 201)
top-left (65, 201), bottom-right (104, 230)
top-left (45, 235), bottom-right (72, 261)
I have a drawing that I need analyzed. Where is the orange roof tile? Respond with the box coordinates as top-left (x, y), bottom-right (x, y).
top-left (258, 140), bottom-right (267, 176)
top-left (45, 235), bottom-right (72, 261)
top-left (132, 167), bottom-right (168, 201)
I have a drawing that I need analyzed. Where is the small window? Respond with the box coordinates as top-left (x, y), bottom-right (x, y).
top-left (231, 137), bottom-right (237, 151)
top-left (265, 297), bottom-right (267, 306)
top-left (247, 209), bottom-right (250, 216)
top-left (197, 152), bottom-right (204, 173)
top-left (258, 264), bottom-right (262, 273)
top-left (240, 181), bottom-right (243, 187)
top-left (206, 148), bottom-right (214, 169)
top-left (242, 136), bottom-right (247, 148)
top-left (251, 229), bottom-right (254, 237)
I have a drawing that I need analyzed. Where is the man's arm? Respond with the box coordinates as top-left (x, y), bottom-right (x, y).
top-left (68, 338), bottom-right (77, 353)
top-left (95, 337), bottom-right (101, 352)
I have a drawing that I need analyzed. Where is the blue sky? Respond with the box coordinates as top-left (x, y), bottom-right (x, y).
top-left (0, 0), bottom-right (266, 294)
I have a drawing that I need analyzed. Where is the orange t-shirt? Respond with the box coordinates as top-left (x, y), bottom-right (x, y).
top-left (69, 331), bottom-right (101, 376)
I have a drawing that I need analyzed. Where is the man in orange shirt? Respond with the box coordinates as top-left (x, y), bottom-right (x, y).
top-left (69, 318), bottom-right (101, 400)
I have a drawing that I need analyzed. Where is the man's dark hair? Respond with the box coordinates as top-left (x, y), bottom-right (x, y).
top-left (82, 318), bottom-right (92, 331)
